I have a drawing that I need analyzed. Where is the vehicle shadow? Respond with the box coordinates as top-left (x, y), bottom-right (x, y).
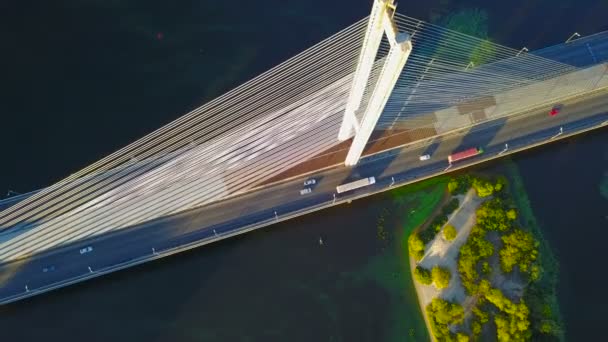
top-left (421, 138), bottom-right (441, 157)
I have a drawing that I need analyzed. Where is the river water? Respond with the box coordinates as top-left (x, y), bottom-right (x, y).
top-left (0, 0), bottom-right (606, 341)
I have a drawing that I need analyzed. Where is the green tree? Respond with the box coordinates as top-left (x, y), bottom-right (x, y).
top-left (426, 298), bottom-right (465, 340)
top-left (494, 176), bottom-right (507, 192)
top-left (414, 266), bottom-right (432, 285)
top-left (481, 261), bottom-right (491, 275)
top-left (448, 178), bottom-right (459, 194)
top-left (408, 232), bottom-right (425, 261)
top-left (448, 175), bottom-right (472, 195)
top-left (473, 305), bottom-right (489, 324)
top-left (485, 287), bottom-right (532, 342)
top-left (443, 224), bottom-right (457, 241)
top-left (432, 266), bottom-right (452, 289)
top-left (471, 320), bottom-right (482, 337)
top-left (456, 333), bottom-right (470, 342)
top-left (500, 229), bottom-right (539, 274)
top-left (472, 178), bottom-right (495, 197)
top-left (506, 209), bottom-right (517, 220)
top-left (476, 198), bottom-right (513, 231)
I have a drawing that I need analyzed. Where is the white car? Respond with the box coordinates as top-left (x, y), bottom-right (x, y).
top-left (303, 179), bottom-right (316, 186)
top-left (300, 188), bottom-right (312, 195)
top-left (79, 246), bottom-right (93, 255)
top-left (419, 154), bottom-right (431, 161)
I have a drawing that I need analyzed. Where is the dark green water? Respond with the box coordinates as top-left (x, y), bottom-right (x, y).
top-left (512, 130), bottom-right (608, 340)
top-left (0, 0), bottom-right (606, 341)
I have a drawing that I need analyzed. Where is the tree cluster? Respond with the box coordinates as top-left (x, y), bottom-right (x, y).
top-left (485, 288), bottom-right (532, 342)
top-left (452, 175), bottom-right (542, 341)
top-left (426, 298), bottom-right (465, 341)
top-left (476, 198), bottom-right (517, 232)
top-left (471, 177), bottom-right (504, 197)
top-left (500, 229), bottom-right (540, 279)
top-left (448, 175), bottom-right (506, 197)
top-left (419, 198), bottom-right (460, 244)
top-left (458, 225), bottom-right (494, 294)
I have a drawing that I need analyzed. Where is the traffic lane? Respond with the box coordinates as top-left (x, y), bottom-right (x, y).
top-left (3, 87), bottom-right (607, 257)
top-left (0, 171), bottom-right (351, 295)
top-left (0, 117), bottom-right (602, 302)
top-left (0, 143), bottom-right (432, 297)
top-left (1, 93), bottom-right (607, 300)
top-left (0, 149), bottom-right (386, 294)
top-left (532, 32), bottom-right (608, 66)
top-left (0, 100), bottom-right (602, 271)
top-left (0, 192), bottom-right (337, 297)
top-left (15, 109), bottom-right (606, 298)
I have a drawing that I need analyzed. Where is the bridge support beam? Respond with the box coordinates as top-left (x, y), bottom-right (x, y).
top-left (340, 0), bottom-right (412, 166)
top-left (344, 32), bottom-right (412, 166)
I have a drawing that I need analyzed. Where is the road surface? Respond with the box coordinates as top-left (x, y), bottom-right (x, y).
top-left (0, 87), bottom-right (606, 305)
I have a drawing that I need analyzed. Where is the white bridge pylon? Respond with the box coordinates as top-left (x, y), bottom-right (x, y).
top-left (338, 0), bottom-right (412, 166)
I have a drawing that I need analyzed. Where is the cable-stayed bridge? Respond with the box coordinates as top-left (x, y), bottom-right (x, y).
top-left (1, 0), bottom-right (607, 304)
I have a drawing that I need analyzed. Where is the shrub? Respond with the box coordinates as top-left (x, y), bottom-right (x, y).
top-left (432, 266), bottom-right (452, 289)
top-left (456, 333), bottom-right (470, 342)
top-left (448, 178), bottom-right (459, 194)
top-left (408, 233), bottom-right (426, 261)
top-left (443, 224), bottom-right (457, 241)
top-left (472, 178), bottom-right (495, 197)
top-left (449, 175), bottom-right (472, 195)
top-left (414, 266), bottom-right (432, 285)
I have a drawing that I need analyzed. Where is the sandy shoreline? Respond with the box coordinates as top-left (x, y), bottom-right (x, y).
top-left (409, 252), bottom-right (436, 342)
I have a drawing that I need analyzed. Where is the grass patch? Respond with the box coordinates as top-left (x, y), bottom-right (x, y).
top-left (390, 175), bottom-right (449, 204)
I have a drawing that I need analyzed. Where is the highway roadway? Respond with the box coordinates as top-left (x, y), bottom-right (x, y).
top-left (0, 90), bottom-right (607, 305)
top-left (533, 30), bottom-right (608, 67)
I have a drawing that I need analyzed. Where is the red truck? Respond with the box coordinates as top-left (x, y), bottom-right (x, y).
top-left (448, 147), bottom-right (483, 164)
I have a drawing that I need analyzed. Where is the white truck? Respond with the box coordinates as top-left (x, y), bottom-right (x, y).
top-left (336, 177), bottom-right (376, 194)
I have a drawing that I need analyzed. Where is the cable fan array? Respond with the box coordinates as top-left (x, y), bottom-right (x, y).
top-left (0, 11), bottom-right (604, 263)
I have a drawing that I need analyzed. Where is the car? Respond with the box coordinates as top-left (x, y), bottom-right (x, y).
top-left (303, 179), bottom-right (316, 186)
top-left (549, 104), bottom-right (562, 116)
top-left (300, 188), bottom-right (312, 195)
top-left (42, 265), bottom-right (55, 273)
top-left (79, 246), bottom-right (93, 254)
top-left (419, 154), bottom-right (431, 161)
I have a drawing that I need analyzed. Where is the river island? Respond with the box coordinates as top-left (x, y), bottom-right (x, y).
top-left (406, 167), bottom-right (564, 341)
